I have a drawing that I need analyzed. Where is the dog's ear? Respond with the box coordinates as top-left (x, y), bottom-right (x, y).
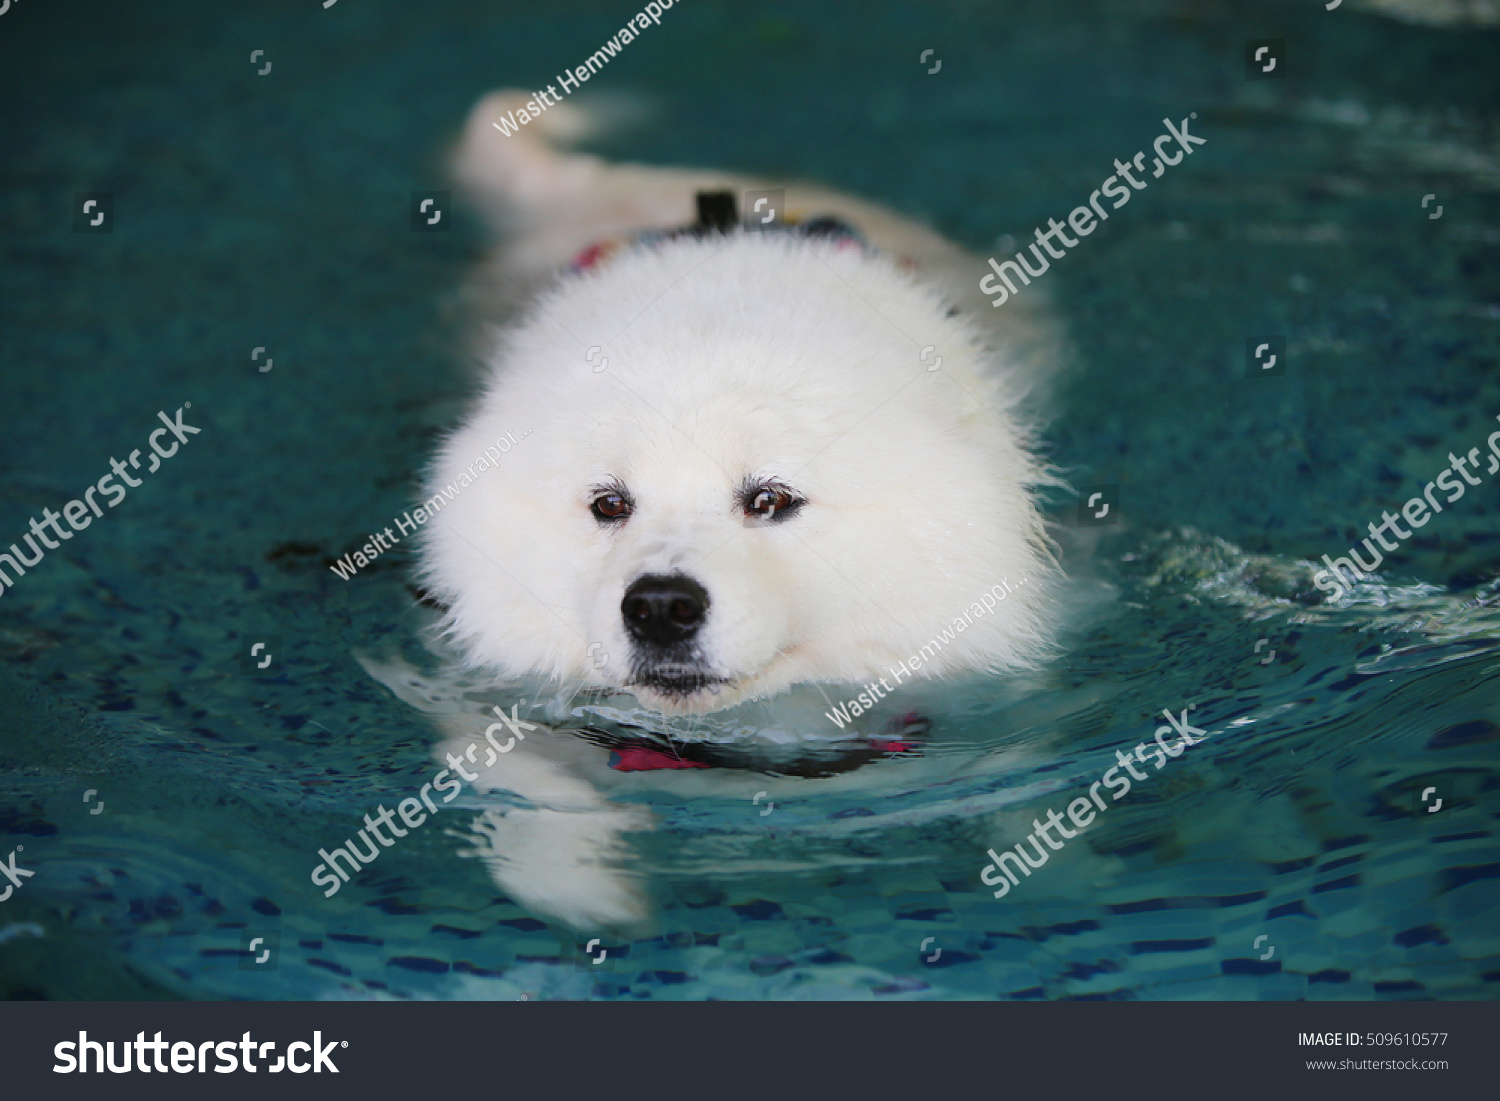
top-left (694, 190), bottom-right (739, 233)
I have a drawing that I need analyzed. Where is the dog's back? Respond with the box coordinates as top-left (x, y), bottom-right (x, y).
top-left (447, 89), bottom-right (1065, 403)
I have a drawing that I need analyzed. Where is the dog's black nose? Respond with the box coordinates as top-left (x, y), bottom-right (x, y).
top-left (621, 574), bottom-right (709, 647)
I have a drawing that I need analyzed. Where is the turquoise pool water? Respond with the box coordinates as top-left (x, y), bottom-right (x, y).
top-left (1, 0), bottom-right (1497, 1000)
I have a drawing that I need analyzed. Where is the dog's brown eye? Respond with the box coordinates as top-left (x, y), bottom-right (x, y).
top-left (746, 485), bottom-right (801, 520)
top-left (591, 492), bottom-right (631, 522)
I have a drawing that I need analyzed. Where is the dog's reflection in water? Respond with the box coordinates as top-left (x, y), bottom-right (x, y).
top-left (437, 713), bottom-right (655, 933)
top-left (359, 653), bottom-right (933, 935)
top-left (359, 653), bottom-right (654, 931)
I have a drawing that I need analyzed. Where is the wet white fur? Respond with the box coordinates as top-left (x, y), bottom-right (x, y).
top-left (418, 90), bottom-right (1062, 718)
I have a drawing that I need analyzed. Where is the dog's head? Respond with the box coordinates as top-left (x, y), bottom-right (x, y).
top-left (419, 235), bottom-right (1056, 716)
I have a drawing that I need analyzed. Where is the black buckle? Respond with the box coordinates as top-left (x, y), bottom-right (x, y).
top-left (693, 190), bottom-right (739, 233)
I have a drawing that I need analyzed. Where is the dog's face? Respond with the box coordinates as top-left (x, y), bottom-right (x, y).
top-left (420, 236), bottom-right (1054, 717)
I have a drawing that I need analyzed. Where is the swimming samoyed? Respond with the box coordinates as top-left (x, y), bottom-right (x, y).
top-left (417, 90), bottom-right (1063, 724)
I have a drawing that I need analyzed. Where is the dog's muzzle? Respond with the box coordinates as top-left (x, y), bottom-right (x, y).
top-left (620, 573), bottom-right (728, 695)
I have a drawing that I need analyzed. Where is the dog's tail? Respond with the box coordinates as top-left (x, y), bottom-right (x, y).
top-left (450, 89), bottom-right (613, 231)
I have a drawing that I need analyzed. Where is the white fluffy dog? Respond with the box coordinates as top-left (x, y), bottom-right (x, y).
top-left (417, 91), bottom-right (1062, 722)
